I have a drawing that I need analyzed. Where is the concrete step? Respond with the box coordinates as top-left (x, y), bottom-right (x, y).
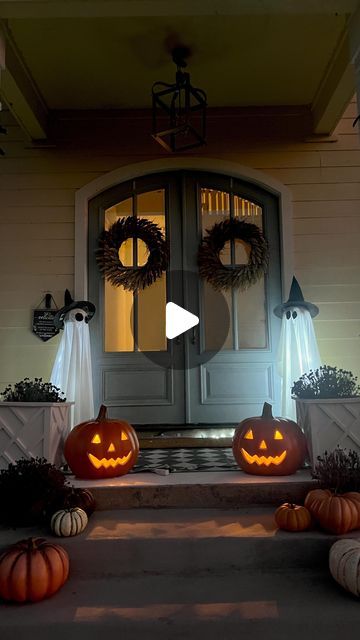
top-left (0, 570), bottom-right (358, 640)
top-left (1, 508), bottom-right (357, 639)
top-left (71, 469), bottom-right (315, 509)
top-left (0, 508), bottom-right (348, 577)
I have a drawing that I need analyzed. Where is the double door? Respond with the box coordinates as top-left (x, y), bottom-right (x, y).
top-left (88, 171), bottom-right (281, 425)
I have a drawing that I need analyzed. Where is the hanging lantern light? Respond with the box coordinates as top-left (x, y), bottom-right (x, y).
top-left (151, 45), bottom-right (207, 152)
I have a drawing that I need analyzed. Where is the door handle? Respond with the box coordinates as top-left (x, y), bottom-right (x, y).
top-left (191, 326), bottom-right (197, 344)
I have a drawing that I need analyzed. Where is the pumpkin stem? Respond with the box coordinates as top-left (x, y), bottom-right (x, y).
top-left (97, 405), bottom-right (108, 420)
top-left (28, 537), bottom-right (38, 552)
top-left (261, 402), bottom-right (273, 419)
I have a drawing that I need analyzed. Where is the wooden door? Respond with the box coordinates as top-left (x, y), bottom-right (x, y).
top-left (183, 172), bottom-right (282, 423)
top-left (88, 171), bottom-right (282, 425)
top-left (88, 173), bottom-right (186, 424)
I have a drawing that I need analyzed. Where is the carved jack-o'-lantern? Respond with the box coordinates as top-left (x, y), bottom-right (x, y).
top-left (64, 405), bottom-right (139, 479)
top-left (232, 402), bottom-right (306, 476)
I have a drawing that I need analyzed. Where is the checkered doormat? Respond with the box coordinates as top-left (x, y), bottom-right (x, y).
top-left (132, 447), bottom-right (238, 473)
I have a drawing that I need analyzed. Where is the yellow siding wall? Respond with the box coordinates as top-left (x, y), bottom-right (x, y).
top-left (0, 99), bottom-right (359, 391)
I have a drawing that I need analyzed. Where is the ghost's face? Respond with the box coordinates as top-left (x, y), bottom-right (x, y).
top-left (66, 308), bottom-right (87, 323)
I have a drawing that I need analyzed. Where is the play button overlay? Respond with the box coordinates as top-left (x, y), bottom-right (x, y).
top-left (166, 302), bottom-right (199, 340)
top-left (131, 269), bottom-right (230, 370)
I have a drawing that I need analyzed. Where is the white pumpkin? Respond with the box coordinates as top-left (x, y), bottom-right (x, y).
top-left (51, 507), bottom-right (88, 537)
top-left (329, 538), bottom-right (360, 596)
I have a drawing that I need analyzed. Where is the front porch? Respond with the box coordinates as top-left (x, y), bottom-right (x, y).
top-left (0, 3), bottom-right (360, 635)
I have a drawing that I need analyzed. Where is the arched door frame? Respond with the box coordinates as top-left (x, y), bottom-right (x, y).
top-left (75, 157), bottom-right (293, 299)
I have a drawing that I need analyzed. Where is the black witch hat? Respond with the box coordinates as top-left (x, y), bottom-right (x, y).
top-left (273, 276), bottom-right (319, 318)
top-left (53, 290), bottom-right (96, 329)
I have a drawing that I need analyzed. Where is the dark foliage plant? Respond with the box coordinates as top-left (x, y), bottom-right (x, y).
top-left (291, 365), bottom-right (360, 399)
top-left (312, 448), bottom-right (360, 494)
top-left (1, 377), bottom-right (65, 402)
top-left (0, 457), bottom-right (68, 527)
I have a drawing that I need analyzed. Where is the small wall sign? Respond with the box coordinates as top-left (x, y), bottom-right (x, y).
top-left (32, 294), bottom-right (59, 342)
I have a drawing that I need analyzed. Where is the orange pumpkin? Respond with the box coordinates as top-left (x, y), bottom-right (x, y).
top-left (305, 489), bottom-right (360, 534)
top-left (232, 402), bottom-right (306, 476)
top-left (304, 488), bottom-right (332, 512)
top-left (274, 503), bottom-right (311, 532)
top-left (64, 405), bottom-right (139, 479)
top-left (0, 537), bottom-right (69, 603)
top-left (343, 492), bottom-right (360, 529)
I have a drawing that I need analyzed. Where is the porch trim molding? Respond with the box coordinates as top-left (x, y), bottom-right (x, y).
top-left (74, 157), bottom-right (293, 300)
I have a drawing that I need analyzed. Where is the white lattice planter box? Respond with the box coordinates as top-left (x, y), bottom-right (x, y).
top-left (294, 398), bottom-right (360, 470)
top-left (0, 402), bottom-right (73, 470)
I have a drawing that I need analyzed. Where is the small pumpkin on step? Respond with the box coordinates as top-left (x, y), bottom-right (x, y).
top-left (50, 507), bottom-right (88, 537)
top-left (329, 539), bottom-right (360, 596)
top-left (48, 486), bottom-right (96, 517)
top-left (0, 537), bottom-right (69, 602)
top-left (274, 502), bottom-right (311, 532)
top-left (305, 490), bottom-right (360, 534)
top-left (305, 449), bottom-right (360, 534)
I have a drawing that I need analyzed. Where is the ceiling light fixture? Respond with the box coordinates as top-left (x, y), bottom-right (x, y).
top-left (151, 45), bottom-right (207, 152)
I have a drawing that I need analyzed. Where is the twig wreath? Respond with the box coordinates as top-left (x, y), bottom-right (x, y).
top-left (96, 216), bottom-right (168, 292)
top-left (198, 218), bottom-right (269, 291)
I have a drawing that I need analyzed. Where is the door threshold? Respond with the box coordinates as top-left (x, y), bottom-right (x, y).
top-left (136, 425), bottom-right (236, 449)
top-left (138, 437), bottom-right (233, 449)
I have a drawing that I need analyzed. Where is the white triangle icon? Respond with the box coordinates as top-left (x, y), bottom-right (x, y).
top-left (166, 302), bottom-right (199, 340)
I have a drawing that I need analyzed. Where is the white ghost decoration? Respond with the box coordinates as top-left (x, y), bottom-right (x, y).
top-left (277, 306), bottom-right (321, 420)
top-left (51, 307), bottom-right (94, 428)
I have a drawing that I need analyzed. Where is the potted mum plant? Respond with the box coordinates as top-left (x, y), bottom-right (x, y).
top-left (0, 378), bottom-right (72, 469)
top-left (0, 457), bottom-right (95, 527)
top-left (292, 365), bottom-right (360, 469)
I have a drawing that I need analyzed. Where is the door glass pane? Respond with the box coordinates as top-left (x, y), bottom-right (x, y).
top-left (104, 198), bottom-right (134, 352)
top-left (234, 196), bottom-right (267, 349)
top-left (236, 279), bottom-right (267, 348)
top-left (201, 188), bottom-right (267, 351)
top-left (201, 188), bottom-right (233, 349)
top-left (203, 281), bottom-right (233, 350)
top-left (201, 188), bottom-right (231, 264)
top-left (103, 191), bottom-right (167, 352)
top-left (137, 190), bottom-right (167, 352)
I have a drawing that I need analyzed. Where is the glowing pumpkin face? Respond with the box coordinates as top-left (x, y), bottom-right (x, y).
top-left (64, 405), bottom-right (139, 479)
top-left (232, 402), bottom-right (306, 476)
top-left (87, 430), bottom-right (133, 470)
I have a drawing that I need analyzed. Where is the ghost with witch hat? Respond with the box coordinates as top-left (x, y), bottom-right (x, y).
top-left (51, 290), bottom-right (96, 427)
top-left (274, 277), bottom-right (321, 420)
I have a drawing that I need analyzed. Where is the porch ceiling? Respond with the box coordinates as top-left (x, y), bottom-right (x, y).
top-left (0, 0), bottom-right (359, 139)
top-left (2, 14), bottom-right (351, 110)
